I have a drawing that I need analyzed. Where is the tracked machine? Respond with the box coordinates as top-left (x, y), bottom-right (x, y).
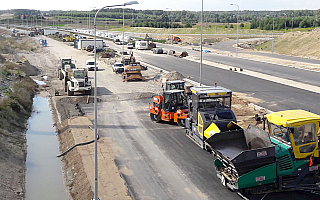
top-left (184, 85), bottom-right (237, 150)
top-left (206, 109), bottom-right (320, 195)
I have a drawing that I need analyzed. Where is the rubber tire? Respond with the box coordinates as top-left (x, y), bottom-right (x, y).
top-left (85, 89), bottom-right (91, 95)
top-left (177, 118), bottom-right (186, 127)
top-left (221, 175), bottom-right (227, 187)
top-left (67, 86), bottom-right (74, 96)
top-left (150, 113), bottom-right (161, 122)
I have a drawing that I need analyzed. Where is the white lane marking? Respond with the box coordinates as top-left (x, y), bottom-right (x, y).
top-left (182, 56), bottom-right (320, 95)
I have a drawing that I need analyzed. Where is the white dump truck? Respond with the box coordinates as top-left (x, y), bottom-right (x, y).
top-left (66, 68), bottom-right (92, 96)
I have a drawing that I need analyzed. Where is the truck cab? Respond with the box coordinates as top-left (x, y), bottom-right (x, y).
top-left (185, 85), bottom-right (237, 148)
top-left (264, 109), bottom-right (320, 159)
top-left (162, 80), bottom-right (185, 91)
top-left (66, 68), bottom-right (92, 96)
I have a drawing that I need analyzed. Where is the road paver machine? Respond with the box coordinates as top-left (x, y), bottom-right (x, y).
top-left (206, 109), bottom-right (320, 195)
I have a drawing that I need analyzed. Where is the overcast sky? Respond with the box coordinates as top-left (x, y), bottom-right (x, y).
top-left (1, 0), bottom-right (319, 11)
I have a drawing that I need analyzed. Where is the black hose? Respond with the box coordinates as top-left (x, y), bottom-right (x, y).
top-left (56, 126), bottom-right (99, 157)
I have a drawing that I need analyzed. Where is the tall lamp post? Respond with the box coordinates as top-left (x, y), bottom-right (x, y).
top-left (230, 3), bottom-right (239, 57)
top-left (122, 7), bottom-right (125, 61)
top-left (93, 2), bottom-right (138, 200)
top-left (291, 12), bottom-right (294, 32)
top-left (166, 8), bottom-right (173, 45)
top-left (266, 15), bottom-right (275, 53)
top-left (283, 13), bottom-right (287, 33)
top-left (89, 7), bottom-right (96, 31)
top-left (200, 0), bottom-right (203, 86)
top-left (272, 16), bottom-right (274, 53)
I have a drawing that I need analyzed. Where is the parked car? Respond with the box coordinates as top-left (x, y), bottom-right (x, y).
top-left (127, 43), bottom-right (134, 49)
top-left (153, 48), bottom-right (163, 54)
top-left (86, 59), bottom-right (98, 71)
top-left (112, 62), bottom-right (124, 73)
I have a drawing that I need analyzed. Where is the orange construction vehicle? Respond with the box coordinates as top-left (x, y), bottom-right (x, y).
top-left (122, 63), bottom-right (146, 82)
top-left (149, 80), bottom-right (188, 126)
top-left (173, 36), bottom-right (181, 42)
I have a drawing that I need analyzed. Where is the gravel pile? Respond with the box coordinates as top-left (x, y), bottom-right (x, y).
top-left (161, 71), bottom-right (185, 82)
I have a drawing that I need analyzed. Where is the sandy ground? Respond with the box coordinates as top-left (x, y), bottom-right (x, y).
top-left (19, 33), bottom-right (268, 199)
top-left (1, 24), bottom-right (320, 199)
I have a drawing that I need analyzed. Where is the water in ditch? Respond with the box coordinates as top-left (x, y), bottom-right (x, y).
top-left (25, 96), bottom-right (70, 200)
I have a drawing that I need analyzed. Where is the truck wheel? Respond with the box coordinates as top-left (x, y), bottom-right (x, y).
top-left (150, 113), bottom-right (161, 122)
top-left (85, 89), bottom-right (91, 95)
top-left (67, 86), bottom-right (74, 96)
top-left (221, 175), bottom-right (227, 187)
top-left (177, 119), bottom-right (185, 127)
top-left (59, 71), bottom-right (64, 80)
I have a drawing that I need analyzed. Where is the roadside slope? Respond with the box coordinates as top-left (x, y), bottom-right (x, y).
top-left (256, 28), bottom-right (320, 59)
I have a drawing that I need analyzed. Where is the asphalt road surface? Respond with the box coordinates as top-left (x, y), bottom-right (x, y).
top-left (207, 39), bottom-right (320, 65)
top-left (132, 49), bottom-right (320, 113)
top-left (9, 27), bottom-right (320, 199)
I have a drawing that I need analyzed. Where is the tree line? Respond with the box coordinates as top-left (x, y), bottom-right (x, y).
top-left (250, 16), bottom-right (320, 30)
top-left (1, 8), bottom-right (320, 30)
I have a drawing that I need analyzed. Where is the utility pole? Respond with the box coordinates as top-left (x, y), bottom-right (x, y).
top-left (200, 0), bottom-right (203, 86)
top-left (272, 16), bottom-right (274, 53)
top-left (230, 3), bottom-right (239, 57)
top-left (291, 12), bottom-right (294, 32)
top-left (283, 13), bottom-right (287, 33)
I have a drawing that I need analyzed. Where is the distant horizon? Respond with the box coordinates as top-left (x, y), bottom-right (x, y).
top-left (1, 8), bottom-right (320, 12)
top-left (0, 0), bottom-right (319, 12)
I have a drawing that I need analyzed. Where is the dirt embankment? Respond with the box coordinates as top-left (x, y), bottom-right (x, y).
top-left (0, 31), bottom-right (39, 199)
top-left (255, 28), bottom-right (320, 60)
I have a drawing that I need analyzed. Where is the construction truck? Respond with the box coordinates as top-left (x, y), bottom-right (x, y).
top-left (66, 68), bottom-right (92, 96)
top-left (184, 85), bottom-right (237, 150)
top-left (62, 34), bottom-right (76, 42)
top-left (149, 80), bottom-right (189, 126)
top-left (206, 109), bottom-right (320, 195)
top-left (173, 36), bottom-right (181, 42)
top-left (144, 34), bottom-right (156, 49)
top-left (122, 63), bottom-right (146, 82)
top-left (57, 58), bottom-right (77, 92)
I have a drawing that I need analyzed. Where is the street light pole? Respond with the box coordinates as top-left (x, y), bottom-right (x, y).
top-left (283, 13), bottom-right (287, 33)
top-left (122, 7), bottom-right (125, 61)
top-left (200, 0), bottom-right (203, 86)
top-left (272, 16), bottom-right (274, 53)
top-left (92, 2), bottom-right (138, 200)
top-left (291, 12), bottom-right (294, 32)
top-left (230, 3), bottom-right (239, 57)
top-left (89, 7), bottom-right (96, 31)
top-left (166, 8), bottom-right (173, 45)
